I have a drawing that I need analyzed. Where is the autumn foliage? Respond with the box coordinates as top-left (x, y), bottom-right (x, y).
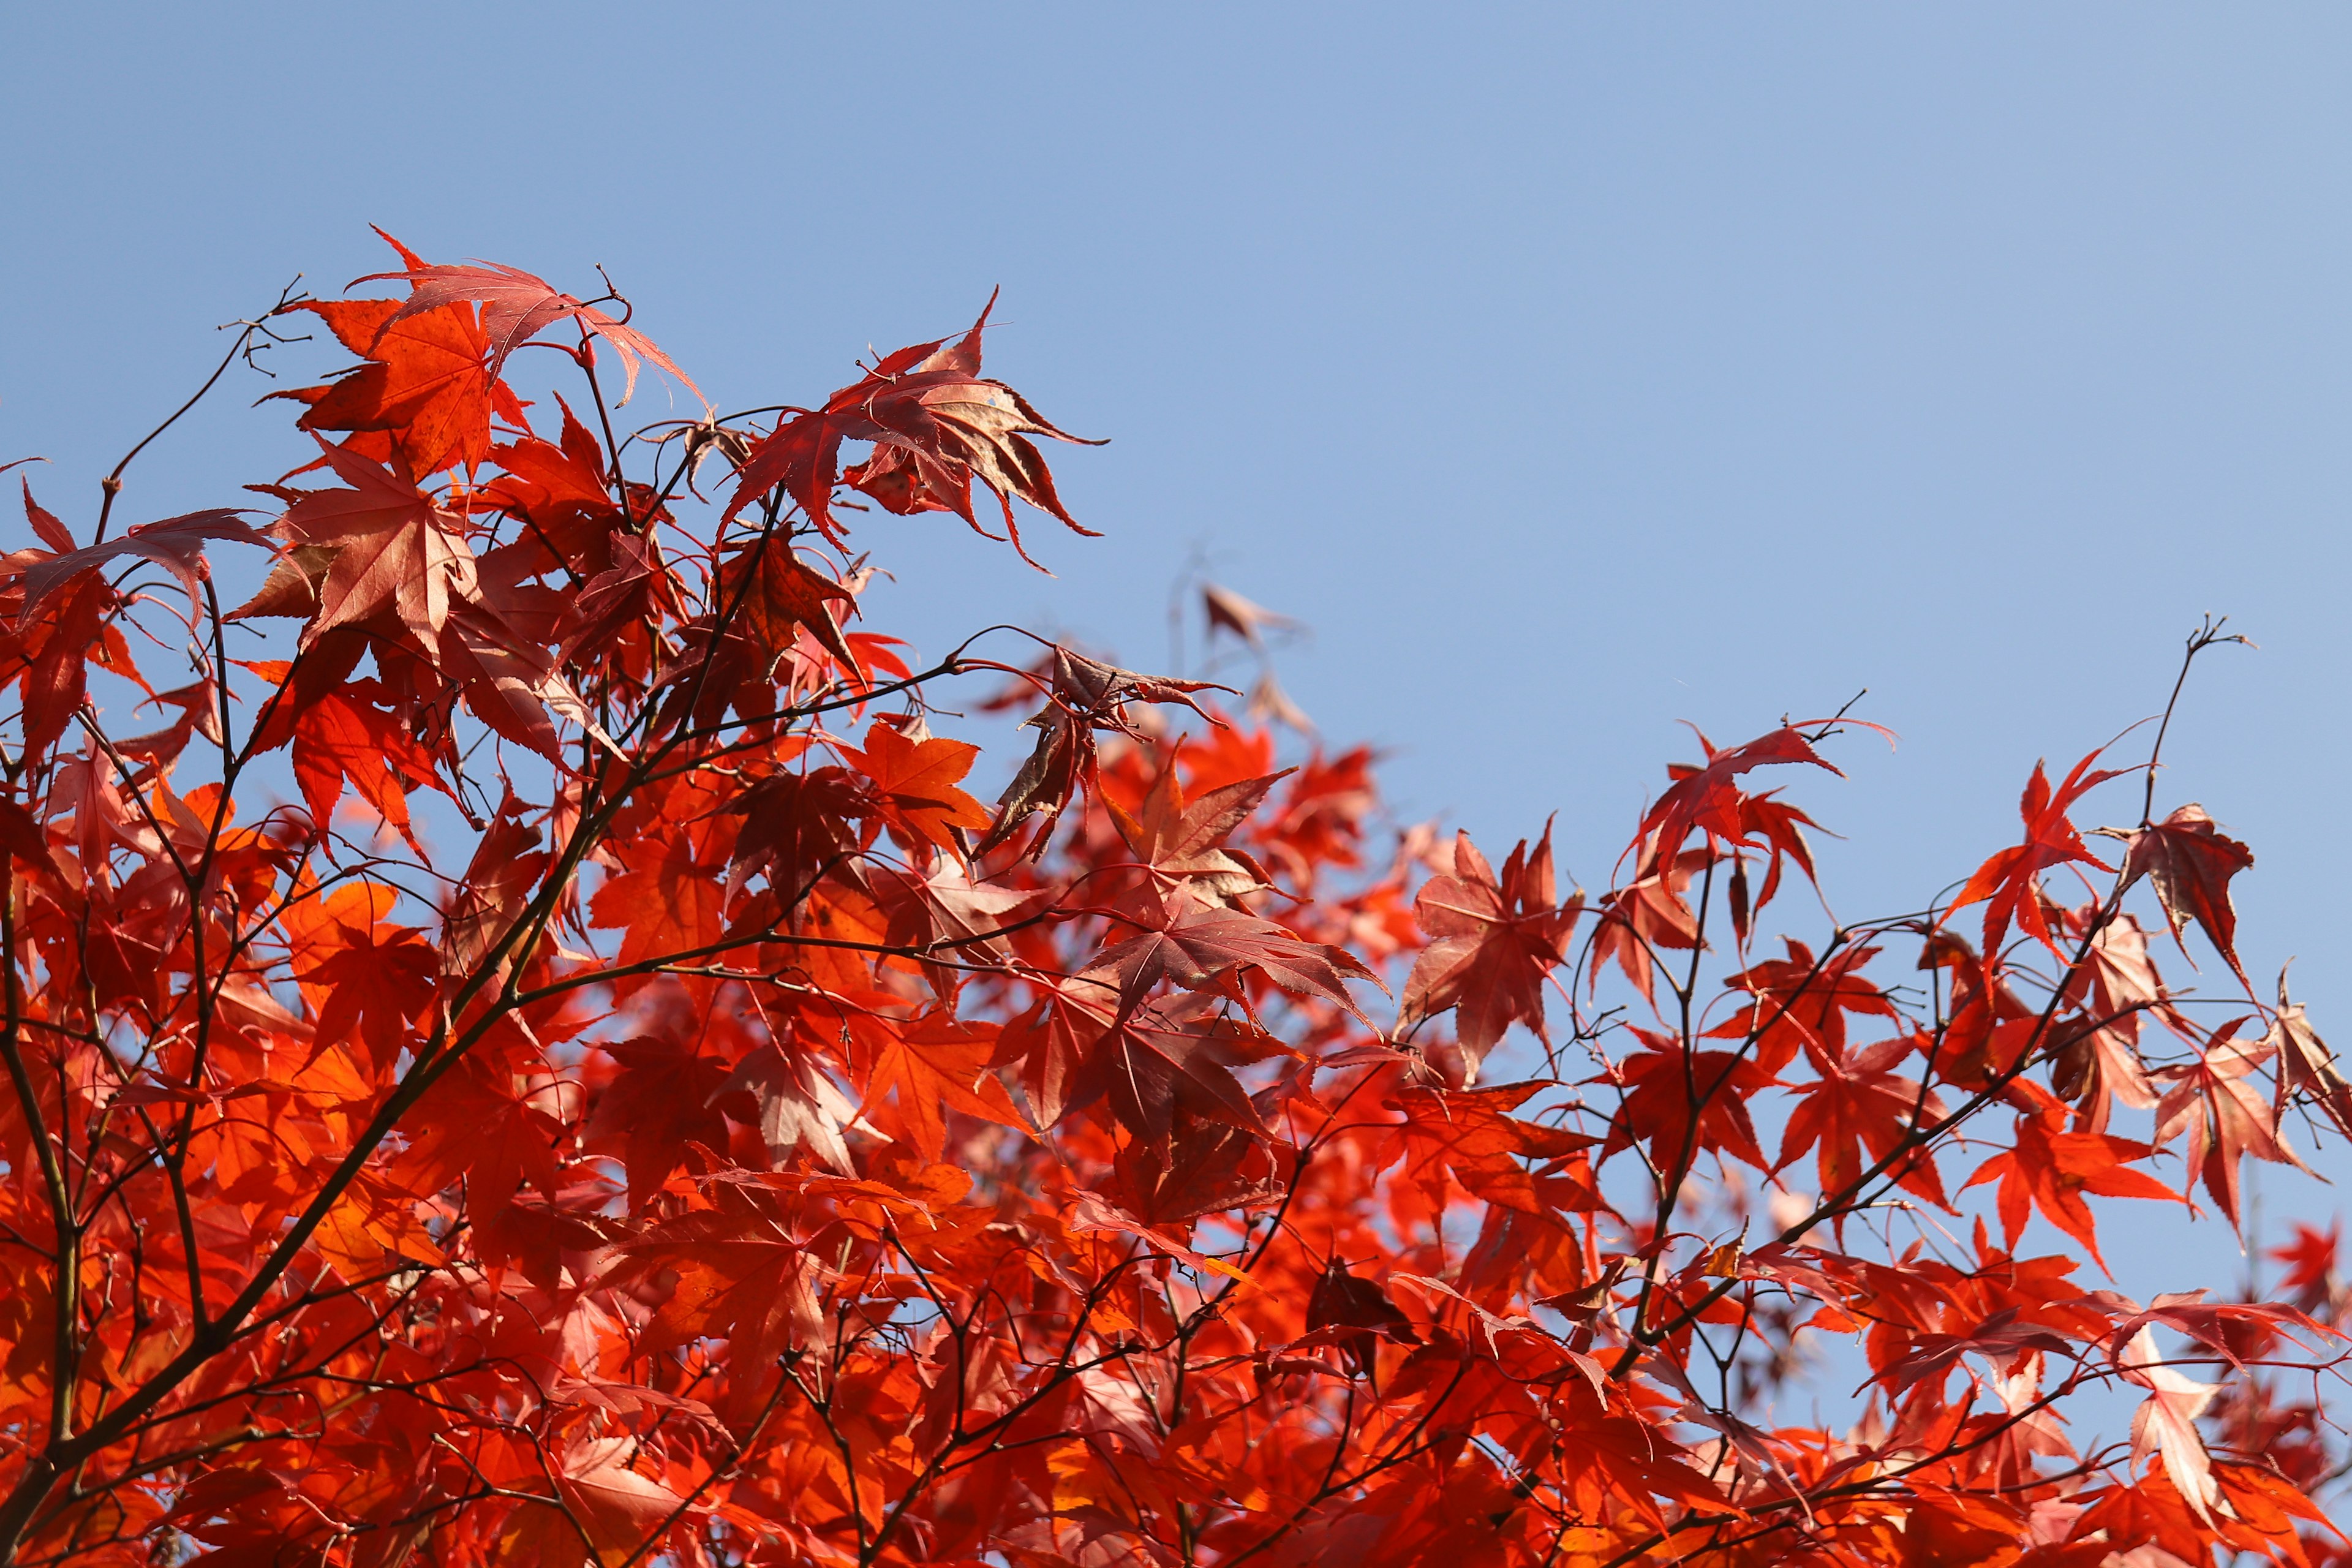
top-left (0, 236), bottom-right (2348, 1567)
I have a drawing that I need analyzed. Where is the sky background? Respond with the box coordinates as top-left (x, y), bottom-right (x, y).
top-left (5, 6), bottom-right (2350, 1321)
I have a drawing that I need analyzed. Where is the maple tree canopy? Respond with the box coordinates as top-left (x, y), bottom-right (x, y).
top-left (0, 235), bottom-right (2346, 1567)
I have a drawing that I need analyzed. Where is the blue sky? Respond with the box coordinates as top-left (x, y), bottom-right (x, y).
top-left (7, 5), bottom-right (2352, 1291)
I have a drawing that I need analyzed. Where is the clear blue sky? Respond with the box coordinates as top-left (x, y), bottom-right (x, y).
top-left (6, 5), bottom-right (2351, 1282)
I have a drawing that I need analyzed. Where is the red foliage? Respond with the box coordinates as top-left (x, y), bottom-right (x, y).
top-left (0, 238), bottom-right (2344, 1567)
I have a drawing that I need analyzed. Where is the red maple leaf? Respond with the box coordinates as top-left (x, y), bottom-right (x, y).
top-left (273, 235), bottom-right (529, 479)
top-left (976, 647), bottom-right (1219, 858)
top-left (1587, 851), bottom-right (1703, 1005)
top-left (281, 436), bottom-right (478, 660)
top-left (1635, 725), bottom-right (1842, 874)
top-left (2117, 1324), bottom-right (2225, 1522)
top-left (1398, 827), bottom-right (1581, 1078)
top-left (722, 294), bottom-right (1101, 563)
top-left (1385, 1082), bottom-right (1600, 1217)
top-left (587, 1035), bottom-right (736, 1210)
top-left (2051, 909), bottom-right (2170, 1132)
top-left (2269, 1221), bottom-right (2343, 1316)
top-left (2266, 966), bottom-right (2352, 1139)
top-left (288, 684), bottom-right (454, 855)
top-left (1602, 1027), bottom-right (1776, 1173)
top-left (1948, 750), bottom-right (2124, 956)
top-left (1090, 897), bottom-right (1377, 1019)
top-left (356, 248), bottom-right (699, 407)
top-left (1964, 1101), bottom-right (2180, 1272)
top-left (2154, 1019), bottom-right (2311, 1229)
top-left (839, 721), bottom-right (993, 854)
top-left (1104, 750), bottom-right (1285, 906)
top-left (853, 1014), bottom-right (1023, 1163)
top-left (1303, 1257), bottom-right (1422, 1375)
top-left (1722, 938), bottom-right (1900, 1076)
top-left (16, 508), bottom-right (268, 623)
top-left (2119, 804), bottom-right (2255, 978)
top-left (1776, 1032), bottom-right (1947, 1207)
top-left (620, 1181), bottom-right (826, 1373)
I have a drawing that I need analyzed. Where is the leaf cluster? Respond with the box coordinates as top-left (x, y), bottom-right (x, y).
top-left (0, 240), bottom-right (2342, 1568)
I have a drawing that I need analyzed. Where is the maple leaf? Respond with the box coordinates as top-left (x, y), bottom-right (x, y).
top-left (856, 1014), bottom-right (1023, 1163)
top-left (716, 1041), bottom-right (859, 1172)
top-left (1721, 938), bottom-right (1898, 1076)
top-left (45, 733), bottom-right (162, 864)
top-left (391, 1060), bottom-right (567, 1225)
top-left (1602, 1028), bottom-right (1775, 1173)
top-left (1385, 1082), bottom-right (1599, 1216)
top-left (562, 528), bottom-right (677, 658)
top-left (907, 863), bottom-right (1047, 962)
top-left (2268, 1221), bottom-right (2343, 1316)
top-left (16, 478), bottom-right (72, 554)
top-left (588, 1036), bottom-right (736, 1210)
top-left (1090, 898), bottom-right (1378, 1019)
top-left (1776, 1032), bottom-right (1948, 1207)
top-left (981, 708), bottom-right (1088, 860)
top-left (588, 821), bottom-right (728, 978)
top-left (1914, 925), bottom-right (2051, 1091)
top-left (1398, 827), bottom-right (1582, 1082)
top-left (288, 685), bottom-right (453, 854)
top-left (2103, 1289), bottom-right (2328, 1371)
top-left (281, 435), bottom-right (478, 659)
top-left (439, 800), bottom-right (551, 980)
top-left (0, 484), bottom-right (179, 764)
top-left (355, 250), bottom-right (700, 407)
top-left (1200, 582), bottom-right (1302, 652)
top-left (1062, 1187), bottom-right (1260, 1291)
top-left (2153, 1019), bottom-right (2310, 1228)
top-left (1635, 724), bottom-right (1842, 873)
top-left (725, 293), bottom-right (1102, 561)
top-left (1115, 1107), bottom-right (1289, 1224)
top-left (272, 285), bottom-right (522, 478)
top-left (2117, 804), bottom-right (2255, 978)
top-left (0, 792), bottom-right (48, 870)
top-left (15, 508), bottom-right (268, 622)
top-left (1962, 1102), bottom-right (2180, 1272)
top-left (557, 1434), bottom-right (693, 1566)
top-left (2265, 966), bottom-right (2352, 1138)
top-left (315, 1168), bottom-right (445, 1274)
top-left (115, 678), bottom-right (224, 764)
top-left (303, 917), bottom-right (435, 1071)
top-left (1869, 1306), bottom-right (2071, 1400)
top-left (491, 393), bottom-right (615, 510)
top-left (439, 594), bottom-right (616, 761)
top-left (728, 536), bottom-right (859, 668)
top-left (1106, 998), bottom-right (1295, 1144)
top-left (839, 720), bottom-right (992, 853)
top-left (1587, 851), bottom-right (1702, 1005)
top-left (7, 571), bottom-right (111, 767)
top-left (1728, 790), bottom-right (1826, 933)
top-left (2051, 910), bottom-right (2170, 1132)
top-left (999, 976), bottom-right (1113, 1130)
top-left (978, 647), bottom-right (1220, 858)
top-left (2117, 1324), bottom-right (2224, 1523)
top-left (620, 1185), bottom-right (832, 1382)
top-left (1303, 1257), bottom-right (1422, 1375)
top-left (222, 541), bottom-right (337, 624)
top-left (1245, 666), bottom-right (1314, 734)
top-left (1104, 751), bottom-right (1285, 905)
top-left (1003, 979), bottom-right (1276, 1141)
top-left (723, 766), bottom-right (862, 900)
top-left (1948, 750), bottom-right (2125, 956)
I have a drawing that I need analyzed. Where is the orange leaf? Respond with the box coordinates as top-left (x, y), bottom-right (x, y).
top-left (839, 721), bottom-right (990, 851)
